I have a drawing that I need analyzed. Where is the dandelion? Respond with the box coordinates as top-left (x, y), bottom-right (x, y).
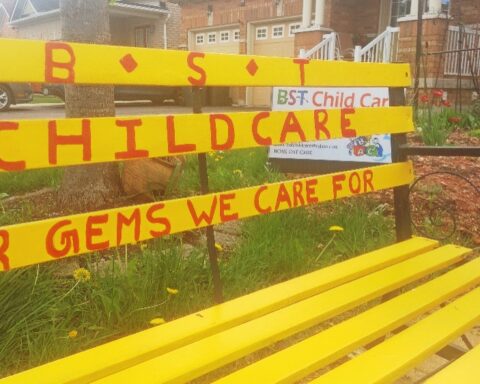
top-left (149, 318), bottom-right (166, 326)
top-left (329, 225), bottom-right (344, 232)
top-left (167, 287), bottom-right (179, 295)
top-left (233, 169), bottom-right (243, 177)
top-left (316, 226), bottom-right (345, 263)
top-left (215, 243), bottom-right (223, 252)
top-left (140, 242), bottom-right (148, 251)
top-left (68, 330), bottom-right (78, 339)
top-left (73, 268), bottom-right (91, 283)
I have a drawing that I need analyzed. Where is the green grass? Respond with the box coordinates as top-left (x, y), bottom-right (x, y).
top-left (0, 168), bottom-right (62, 195)
top-left (31, 95), bottom-right (63, 104)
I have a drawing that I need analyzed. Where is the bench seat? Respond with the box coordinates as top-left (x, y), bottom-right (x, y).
top-left (2, 237), bottom-right (479, 384)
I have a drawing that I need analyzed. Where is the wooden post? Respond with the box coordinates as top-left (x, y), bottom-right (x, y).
top-left (193, 87), bottom-right (224, 304)
top-left (390, 88), bottom-right (413, 242)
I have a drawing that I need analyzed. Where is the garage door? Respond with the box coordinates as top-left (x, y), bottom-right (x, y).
top-left (252, 22), bottom-right (299, 107)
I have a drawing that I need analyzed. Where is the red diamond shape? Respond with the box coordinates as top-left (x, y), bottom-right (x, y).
top-left (120, 54), bottom-right (138, 73)
top-left (246, 59), bottom-right (258, 76)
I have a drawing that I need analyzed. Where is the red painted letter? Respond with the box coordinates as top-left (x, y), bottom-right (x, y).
top-left (252, 112), bottom-right (272, 146)
top-left (48, 120), bottom-right (91, 164)
top-left (187, 52), bottom-right (207, 86)
top-left (305, 179), bottom-right (319, 204)
top-left (86, 214), bottom-right (109, 252)
top-left (210, 114), bottom-right (235, 151)
top-left (314, 110), bottom-right (331, 140)
top-left (45, 42), bottom-right (76, 83)
top-left (166, 115), bottom-right (196, 154)
top-left (254, 186), bottom-right (271, 214)
top-left (147, 203), bottom-right (171, 237)
top-left (280, 112), bottom-right (306, 143)
top-left (332, 174), bottom-right (346, 199)
top-left (293, 58), bottom-right (309, 86)
top-left (0, 122), bottom-right (26, 171)
top-left (187, 196), bottom-right (218, 227)
top-left (117, 209), bottom-right (141, 245)
top-left (219, 193), bottom-right (239, 222)
top-left (341, 108), bottom-right (357, 138)
top-left (45, 220), bottom-right (80, 258)
top-left (115, 119), bottom-right (149, 160)
top-left (0, 230), bottom-right (10, 271)
top-left (275, 184), bottom-right (292, 211)
top-left (363, 170), bottom-right (375, 193)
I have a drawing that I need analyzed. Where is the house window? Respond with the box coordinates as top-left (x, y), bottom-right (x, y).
top-left (207, 32), bottom-right (216, 44)
top-left (256, 27), bottom-right (267, 40)
top-left (220, 31), bottom-right (229, 42)
top-left (272, 25), bottom-right (284, 38)
top-left (390, 0), bottom-right (411, 26)
top-left (196, 33), bottom-right (205, 45)
top-left (289, 23), bottom-right (301, 37)
top-left (135, 26), bottom-right (151, 47)
top-left (233, 29), bottom-right (240, 41)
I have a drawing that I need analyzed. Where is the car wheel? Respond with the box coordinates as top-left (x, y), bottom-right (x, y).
top-left (0, 85), bottom-right (12, 112)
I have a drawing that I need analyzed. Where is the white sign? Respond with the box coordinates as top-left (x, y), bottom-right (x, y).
top-left (269, 87), bottom-right (392, 163)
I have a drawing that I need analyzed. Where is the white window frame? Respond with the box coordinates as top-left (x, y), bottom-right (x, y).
top-left (220, 30), bottom-right (230, 43)
top-left (196, 33), bottom-right (205, 45)
top-left (288, 22), bottom-right (301, 37)
top-left (233, 29), bottom-right (240, 41)
top-left (272, 24), bottom-right (285, 39)
top-left (207, 32), bottom-right (216, 44)
top-left (256, 26), bottom-right (268, 40)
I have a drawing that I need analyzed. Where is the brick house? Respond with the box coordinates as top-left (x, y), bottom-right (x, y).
top-left (0, 0), bottom-right (16, 37)
top-left (181, 0), bottom-right (480, 107)
top-left (2, 0), bottom-right (182, 49)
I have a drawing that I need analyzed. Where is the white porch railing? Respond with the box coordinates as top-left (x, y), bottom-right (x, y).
top-left (299, 32), bottom-right (339, 60)
top-left (354, 27), bottom-right (400, 63)
top-left (444, 25), bottom-right (480, 76)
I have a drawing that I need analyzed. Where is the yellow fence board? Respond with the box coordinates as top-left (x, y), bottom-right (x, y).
top-left (0, 238), bottom-right (438, 384)
top-left (312, 286), bottom-right (480, 384)
top-left (0, 107), bottom-right (413, 171)
top-left (0, 162), bottom-right (413, 271)
top-left (0, 38), bottom-right (411, 87)
top-left (92, 245), bottom-right (467, 384)
top-left (216, 247), bottom-right (477, 384)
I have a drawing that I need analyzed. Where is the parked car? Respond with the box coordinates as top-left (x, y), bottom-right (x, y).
top-left (42, 84), bottom-right (184, 105)
top-left (0, 83), bottom-right (33, 112)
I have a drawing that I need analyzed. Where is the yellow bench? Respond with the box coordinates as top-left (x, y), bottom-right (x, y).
top-left (0, 38), bottom-right (478, 383)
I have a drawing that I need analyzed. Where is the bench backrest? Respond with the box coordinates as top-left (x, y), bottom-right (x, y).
top-left (0, 38), bottom-right (414, 271)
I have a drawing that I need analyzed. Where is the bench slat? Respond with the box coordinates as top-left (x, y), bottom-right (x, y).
top-left (216, 253), bottom-right (480, 384)
top-left (1, 161), bottom-right (414, 271)
top-left (91, 245), bottom-right (469, 384)
top-left (0, 38), bottom-right (411, 87)
top-left (0, 107), bottom-right (413, 172)
top-left (0, 238), bottom-right (437, 384)
top-left (311, 278), bottom-right (480, 384)
top-left (426, 344), bottom-right (480, 384)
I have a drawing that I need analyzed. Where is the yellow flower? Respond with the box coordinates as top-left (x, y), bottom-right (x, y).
top-left (149, 318), bottom-right (166, 326)
top-left (73, 268), bottom-right (91, 283)
top-left (329, 225), bottom-right (344, 232)
top-left (166, 287), bottom-right (179, 295)
top-left (68, 330), bottom-right (78, 339)
top-left (233, 169), bottom-right (243, 176)
top-left (215, 243), bottom-right (223, 252)
top-left (140, 242), bottom-right (148, 251)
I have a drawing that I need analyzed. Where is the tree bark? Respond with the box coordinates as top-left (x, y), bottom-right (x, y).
top-left (58, 0), bottom-right (121, 212)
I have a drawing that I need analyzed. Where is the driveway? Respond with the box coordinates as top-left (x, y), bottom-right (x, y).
top-left (1, 102), bottom-right (264, 120)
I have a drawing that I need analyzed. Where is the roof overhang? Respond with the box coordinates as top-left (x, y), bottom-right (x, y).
top-left (10, 2), bottom-right (168, 27)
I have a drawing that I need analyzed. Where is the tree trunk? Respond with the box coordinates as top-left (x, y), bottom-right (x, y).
top-left (58, 0), bottom-right (121, 212)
